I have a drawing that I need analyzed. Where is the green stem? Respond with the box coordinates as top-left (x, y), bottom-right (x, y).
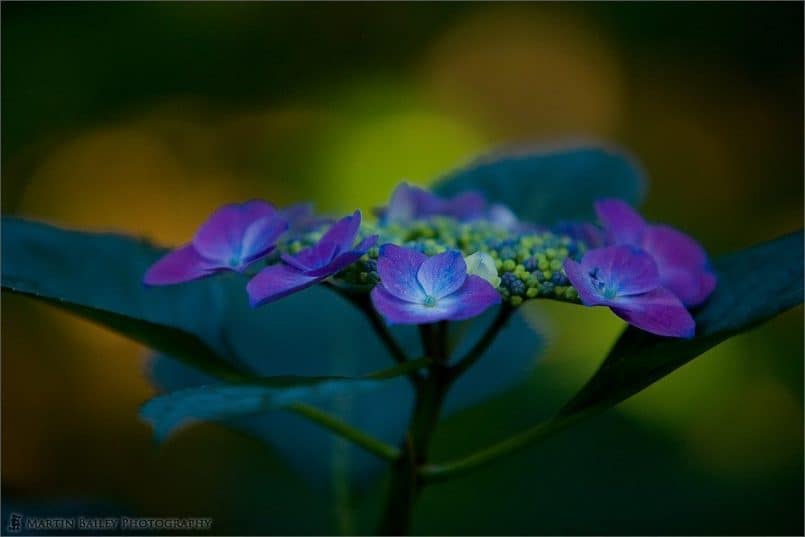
top-left (275, 359), bottom-right (432, 463)
top-left (448, 305), bottom-right (514, 381)
top-left (364, 302), bottom-right (414, 367)
top-left (363, 356), bottom-right (431, 380)
top-left (288, 402), bottom-right (401, 461)
top-left (419, 408), bottom-right (600, 483)
top-left (377, 324), bottom-right (452, 534)
top-left (377, 370), bottom-right (450, 534)
top-left (324, 283), bottom-right (421, 384)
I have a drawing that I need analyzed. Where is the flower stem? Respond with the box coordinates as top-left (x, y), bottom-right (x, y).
top-left (287, 402), bottom-right (401, 461)
top-left (418, 408), bottom-right (600, 483)
top-left (448, 304), bottom-right (514, 381)
top-left (276, 359), bottom-right (432, 463)
top-left (376, 308), bottom-right (520, 533)
top-left (377, 322), bottom-right (452, 534)
top-left (323, 283), bottom-right (421, 384)
top-left (377, 368), bottom-right (450, 534)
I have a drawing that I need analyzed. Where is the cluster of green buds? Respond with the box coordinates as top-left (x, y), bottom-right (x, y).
top-left (277, 215), bottom-right (589, 307)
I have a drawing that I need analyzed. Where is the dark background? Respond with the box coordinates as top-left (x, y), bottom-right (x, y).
top-left (2, 2), bottom-right (803, 534)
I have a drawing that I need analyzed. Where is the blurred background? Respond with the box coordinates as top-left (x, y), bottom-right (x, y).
top-left (2, 2), bottom-right (802, 534)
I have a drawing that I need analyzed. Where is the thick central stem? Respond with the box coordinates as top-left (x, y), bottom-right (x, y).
top-left (377, 323), bottom-right (451, 535)
top-left (376, 310), bottom-right (514, 534)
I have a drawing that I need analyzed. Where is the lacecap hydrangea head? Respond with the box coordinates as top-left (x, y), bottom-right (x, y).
top-left (143, 184), bottom-right (715, 339)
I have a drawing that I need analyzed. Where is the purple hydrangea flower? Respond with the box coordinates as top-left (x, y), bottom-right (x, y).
top-left (144, 200), bottom-right (288, 286)
top-left (595, 199), bottom-right (716, 306)
top-left (247, 210), bottom-right (377, 307)
top-left (563, 245), bottom-right (695, 338)
top-left (279, 202), bottom-right (332, 236)
top-left (378, 183), bottom-right (488, 223)
top-left (370, 244), bottom-right (501, 324)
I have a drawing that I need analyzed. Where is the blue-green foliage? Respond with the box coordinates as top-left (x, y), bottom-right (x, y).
top-left (1, 217), bottom-right (543, 489)
top-left (433, 145), bottom-right (646, 225)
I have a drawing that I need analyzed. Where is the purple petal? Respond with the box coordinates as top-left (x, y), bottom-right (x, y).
top-left (445, 191), bottom-right (487, 221)
top-left (282, 242), bottom-right (338, 272)
top-left (246, 263), bottom-right (320, 307)
top-left (595, 199), bottom-right (645, 245)
top-left (416, 250), bottom-right (467, 299)
top-left (692, 271), bottom-right (718, 307)
top-left (579, 245), bottom-right (660, 297)
top-left (143, 245), bottom-right (217, 286)
top-left (353, 234), bottom-right (378, 253)
top-left (192, 200), bottom-right (277, 262)
top-left (641, 225), bottom-right (717, 306)
top-left (435, 275), bottom-right (502, 321)
top-left (278, 202), bottom-right (314, 224)
top-left (610, 287), bottom-right (696, 338)
top-left (302, 235), bottom-right (380, 278)
top-left (303, 234), bottom-right (379, 277)
top-left (381, 183), bottom-right (417, 222)
top-left (382, 183), bottom-right (442, 222)
top-left (318, 210), bottom-right (362, 254)
top-left (376, 244), bottom-right (427, 303)
top-left (305, 251), bottom-right (357, 278)
top-left (370, 286), bottom-right (450, 324)
top-left (239, 216), bottom-right (288, 266)
top-left (563, 258), bottom-right (606, 306)
top-left (280, 203), bottom-right (334, 238)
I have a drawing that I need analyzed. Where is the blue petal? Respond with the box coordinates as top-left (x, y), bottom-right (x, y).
top-left (435, 275), bottom-right (501, 321)
top-left (416, 250), bottom-right (467, 299)
top-left (192, 200), bottom-right (277, 262)
top-left (610, 287), bottom-right (695, 338)
top-left (375, 244), bottom-right (427, 303)
top-left (318, 210), bottom-right (361, 254)
top-left (246, 263), bottom-right (320, 307)
top-left (143, 244), bottom-right (218, 285)
top-left (595, 198), bottom-right (646, 245)
top-left (370, 286), bottom-right (449, 324)
top-left (580, 246), bottom-right (660, 297)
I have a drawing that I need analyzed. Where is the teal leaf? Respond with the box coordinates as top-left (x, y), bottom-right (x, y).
top-left (1, 218), bottom-right (241, 379)
top-left (3, 217), bottom-right (545, 488)
top-left (433, 145), bottom-right (646, 225)
top-left (141, 377), bottom-right (383, 442)
top-left (561, 230), bottom-right (804, 416)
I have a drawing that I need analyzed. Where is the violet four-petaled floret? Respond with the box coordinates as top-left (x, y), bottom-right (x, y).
top-left (144, 199), bottom-right (288, 286)
top-left (246, 210), bottom-right (377, 307)
top-left (563, 245), bottom-right (696, 338)
top-left (370, 244), bottom-right (501, 325)
top-left (595, 199), bottom-right (716, 306)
